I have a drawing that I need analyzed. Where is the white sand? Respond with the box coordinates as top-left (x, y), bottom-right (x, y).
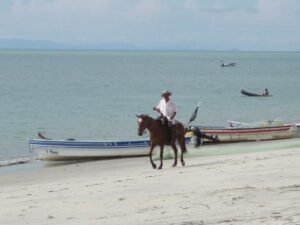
top-left (1, 145), bottom-right (300, 225)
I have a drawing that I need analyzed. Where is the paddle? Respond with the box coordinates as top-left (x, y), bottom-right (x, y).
top-left (37, 131), bottom-right (75, 141)
top-left (38, 132), bottom-right (50, 140)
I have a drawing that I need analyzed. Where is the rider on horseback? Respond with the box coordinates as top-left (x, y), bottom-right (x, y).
top-left (153, 90), bottom-right (176, 142)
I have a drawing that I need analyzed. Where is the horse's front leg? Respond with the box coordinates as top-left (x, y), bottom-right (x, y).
top-left (158, 145), bottom-right (164, 170)
top-left (149, 144), bottom-right (156, 169)
top-left (171, 142), bottom-right (178, 167)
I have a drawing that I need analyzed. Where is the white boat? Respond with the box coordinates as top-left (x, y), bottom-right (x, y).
top-left (197, 123), bottom-right (300, 143)
top-left (29, 134), bottom-right (192, 161)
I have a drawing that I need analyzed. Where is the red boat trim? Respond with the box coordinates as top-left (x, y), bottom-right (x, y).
top-left (202, 125), bottom-right (291, 135)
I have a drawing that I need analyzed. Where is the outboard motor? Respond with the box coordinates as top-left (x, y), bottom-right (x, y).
top-left (190, 126), bottom-right (219, 147)
top-left (191, 127), bottom-right (203, 147)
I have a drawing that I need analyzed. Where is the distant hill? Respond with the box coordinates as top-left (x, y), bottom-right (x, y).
top-left (0, 39), bottom-right (143, 50)
top-left (0, 39), bottom-right (72, 49)
top-left (0, 38), bottom-right (239, 51)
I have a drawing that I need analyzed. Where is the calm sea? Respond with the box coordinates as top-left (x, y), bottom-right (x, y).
top-left (1, 50), bottom-right (300, 168)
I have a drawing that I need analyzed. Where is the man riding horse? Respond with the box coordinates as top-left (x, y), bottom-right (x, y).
top-left (153, 90), bottom-right (176, 143)
top-left (137, 90), bottom-right (218, 169)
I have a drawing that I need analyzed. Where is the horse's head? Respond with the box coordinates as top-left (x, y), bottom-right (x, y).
top-left (136, 114), bottom-right (150, 136)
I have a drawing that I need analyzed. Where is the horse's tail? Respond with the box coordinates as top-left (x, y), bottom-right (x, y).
top-left (181, 125), bottom-right (189, 153)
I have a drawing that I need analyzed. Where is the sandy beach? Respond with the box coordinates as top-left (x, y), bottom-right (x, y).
top-left (1, 144), bottom-right (300, 225)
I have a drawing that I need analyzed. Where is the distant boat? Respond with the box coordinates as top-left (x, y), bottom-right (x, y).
top-left (241, 89), bottom-right (271, 97)
top-left (220, 60), bottom-right (236, 67)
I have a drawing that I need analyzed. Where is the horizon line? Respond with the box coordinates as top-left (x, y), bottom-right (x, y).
top-left (0, 48), bottom-right (299, 53)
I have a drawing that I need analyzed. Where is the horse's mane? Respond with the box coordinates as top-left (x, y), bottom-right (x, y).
top-left (139, 114), bottom-right (166, 127)
top-left (146, 115), bottom-right (165, 126)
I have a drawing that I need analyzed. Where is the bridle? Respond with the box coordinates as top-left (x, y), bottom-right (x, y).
top-left (137, 115), bottom-right (151, 136)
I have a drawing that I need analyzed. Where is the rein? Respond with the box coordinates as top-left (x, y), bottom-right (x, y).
top-left (144, 116), bottom-right (154, 130)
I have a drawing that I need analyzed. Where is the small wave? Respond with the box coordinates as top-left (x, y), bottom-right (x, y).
top-left (0, 157), bottom-right (37, 167)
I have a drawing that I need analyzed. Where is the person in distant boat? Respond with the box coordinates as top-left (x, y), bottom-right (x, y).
top-left (153, 90), bottom-right (177, 142)
top-left (220, 60), bottom-right (225, 67)
top-left (263, 88), bottom-right (269, 96)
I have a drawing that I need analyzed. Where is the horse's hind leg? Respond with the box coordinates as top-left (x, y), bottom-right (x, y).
top-left (178, 138), bottom-right (186, 166)
top-left (158, 145), bottom-right (164, 170)
top-left (149, 144), bottom-right (156, 169)
top-left (171, 142), bottom-right (178, 167)
top-left (180, 150), bottom-right (185, 166)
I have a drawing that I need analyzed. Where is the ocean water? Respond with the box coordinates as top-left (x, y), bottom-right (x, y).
top-left (1, 50), bottom-right (300, 167)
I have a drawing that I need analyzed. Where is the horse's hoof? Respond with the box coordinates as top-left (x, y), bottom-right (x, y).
top-left (158, 165), bottom-right (163, 170)
top-left (181, 161), bottom-right (185, 166)
top-left (172, 163), bottom-right (177, 167)
top-left (152, 164), bottom-right (157, 169)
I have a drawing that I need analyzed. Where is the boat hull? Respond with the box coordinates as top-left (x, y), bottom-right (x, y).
top-left (241, 89), bottom-right (270, 97)
top-left (29, 137), bottom-right (192, 161)
top-left (199, 124), bottom-right (298, 143)
top-left (221, 63), bottom-right (236, 67)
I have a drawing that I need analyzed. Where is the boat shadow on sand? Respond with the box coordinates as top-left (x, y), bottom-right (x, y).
top-left (40, 155), bottom-right (146, 168)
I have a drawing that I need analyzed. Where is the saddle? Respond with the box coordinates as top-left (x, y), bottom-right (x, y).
top-left (156, 116), bottom-right (175, 144)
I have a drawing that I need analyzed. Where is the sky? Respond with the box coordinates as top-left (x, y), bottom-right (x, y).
top-left (0, 0), bottom-right (300, 50)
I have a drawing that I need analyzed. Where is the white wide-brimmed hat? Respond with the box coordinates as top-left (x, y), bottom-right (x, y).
top-left (161, 90), bottom-right (172, 97)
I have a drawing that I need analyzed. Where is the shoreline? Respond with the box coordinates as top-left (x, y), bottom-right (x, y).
top-left (1, 137), bottom-right (300, 172)
top-left (1, 144), bottom-right (300, 225)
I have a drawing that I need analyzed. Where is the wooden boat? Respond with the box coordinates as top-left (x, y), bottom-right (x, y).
top-left (241, 89), bottom-right (271, 97)
top-left (29, 133), bottom-right (192, 161)
top-left (220, 61), bottom-right (236, 67)
top-left (197, 123), bottom-right (300, 144)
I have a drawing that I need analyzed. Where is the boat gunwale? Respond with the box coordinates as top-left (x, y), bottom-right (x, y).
top-left (28, 137), bottom-right (191, 148)
top-left (200, 125), bottom-right (292, 134)
top-left (28, 139), bottom-right (150, 148)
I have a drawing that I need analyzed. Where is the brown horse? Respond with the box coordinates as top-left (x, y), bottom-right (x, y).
top-left (136, 114), bottom-right (187, 169)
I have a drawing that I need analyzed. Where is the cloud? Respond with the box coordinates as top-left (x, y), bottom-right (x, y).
top-left (0, 0), bottom-right (299, 50)
top-left (183, 0), bottom-right (258, 13)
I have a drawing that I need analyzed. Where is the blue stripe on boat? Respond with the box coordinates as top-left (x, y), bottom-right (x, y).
top-left (29, 137), bottom-right (191, 149)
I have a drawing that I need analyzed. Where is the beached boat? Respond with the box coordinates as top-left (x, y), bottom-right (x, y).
top-left (197, 123), bottom-right (300, 143)
top-left (241, 89), bottom-right (271, 97)
top-left (29, 134), bottom-right (192, 161)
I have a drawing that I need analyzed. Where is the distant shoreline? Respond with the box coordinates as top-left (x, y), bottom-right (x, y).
top-left (0, 48), bottom-right (299, 53)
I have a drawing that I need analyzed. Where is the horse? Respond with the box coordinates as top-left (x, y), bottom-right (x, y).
top-left (136, 114), bottom-right (187, 169)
